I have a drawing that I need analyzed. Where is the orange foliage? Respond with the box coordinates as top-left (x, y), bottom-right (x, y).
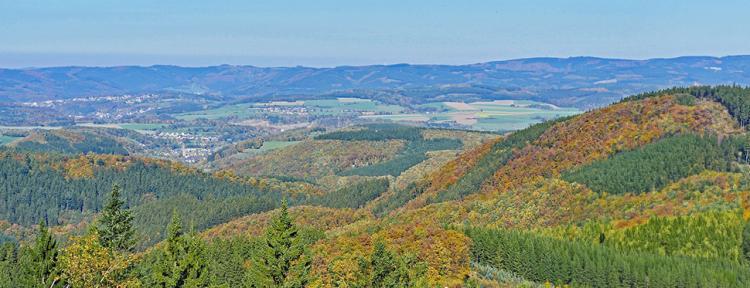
top-left (426, 138), bottom-right (500, 193)
top-left (484, 96), bottom-right (740, 194)
top-left (309, 222), bottom-right (470, 287)
top-left (392, 171), bottom-right (749, 234)
top-left (200, 205), bottom-right (372, 240)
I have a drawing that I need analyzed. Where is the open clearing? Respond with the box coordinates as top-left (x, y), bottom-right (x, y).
top-left (369, 100), bottom-right (581, 131)
top-left (0, 135), bottom-right (21, 146)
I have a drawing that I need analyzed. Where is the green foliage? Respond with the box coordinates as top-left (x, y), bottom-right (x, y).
top-left (372, 181), bottom-right (427, 217)
top-left (309, 178), bottom-right (390, 209)
top-left (366, 241), bottom-right (424, 287)
top-left (562, 134), bottom-right (746, 195)
top-left (466, 227), bottom-right (750, 287)
top-left (0, 242), bottom-right (18, 287)
top-left (550, 211), bottom-right (747, 262)
top-left (141, 211), bottom-right (210, 287)
top-left (339, 138), bottom-right (462, 177)
top-left (609, 211), bottom-right (745, 262)
top-left (96, 184), bottom-right (136, 252)
top-left (14, 130), bottom-right (129, 155)
top-left (205, 237), bottom-right (263, 287)
top-left (19, 221), bottom-right (62, 287)
top-left (247, 201), bottom-right (311, 287)
top-left (430, 118), bottom-right (567, 202)
top-left (743, 220), bottom-right (750, 262)
top-left (675, 93), bottom-right (697, 106)
top-left (0, 152), bottom-right (290, 247)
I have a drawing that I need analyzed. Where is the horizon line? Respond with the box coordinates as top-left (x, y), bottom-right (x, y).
top-left (1, 54), bottom-right (749, 70)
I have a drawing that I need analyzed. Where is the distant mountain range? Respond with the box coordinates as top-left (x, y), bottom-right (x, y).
top-left (2, 56), bottom-right (750, 108)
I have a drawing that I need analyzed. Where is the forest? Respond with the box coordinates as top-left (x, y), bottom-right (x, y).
top-left (2, 86), bottom-right (750, 287)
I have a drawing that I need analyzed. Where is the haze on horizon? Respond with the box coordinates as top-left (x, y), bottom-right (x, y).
top-left (1, 0), bottom-right (749, 68)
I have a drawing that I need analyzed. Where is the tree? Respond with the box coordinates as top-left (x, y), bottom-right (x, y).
top-left (369, 241), bottom-right (412, 288)
top-left (59, 232), bottom-right (137, 287)
top-left (743, 220), bottom-right (750, 262)
top-left (145, 211), bottom-right (209, 288)
top-left (96, 184), bottom-right (136, 252)
top-left (19, 220), bottom-right (62, 287)
top-left (247, 199), bottom-right (310, 287)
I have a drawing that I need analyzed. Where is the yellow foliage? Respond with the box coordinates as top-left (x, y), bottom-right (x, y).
top-left (60, 233), bottom-right (140, 288)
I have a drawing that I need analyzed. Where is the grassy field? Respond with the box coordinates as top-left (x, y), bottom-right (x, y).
top-left (302, 99), bottom-right (404, 115)
top-left (254, 141), bottom-right (300, 153)
top-left (175, 103), bottom-right (258, 120)
top-left (173, 98), bottom-right (579, 131)
top-left (118, 123), bottom-right (167, 130)
top-left (0, 135), bottom-right (21, 146)
top-left (76, 123), bottom-right (168, 131)
top-left (368, 100), bottom-right (581, 131)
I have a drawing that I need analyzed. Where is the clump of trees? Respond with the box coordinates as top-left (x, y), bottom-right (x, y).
top-left (562, 134), bottom-right (748, 194)
top-left (624, 85), bottom-right (750, 127)
top-left (466, 227), bottom-right (750, 287)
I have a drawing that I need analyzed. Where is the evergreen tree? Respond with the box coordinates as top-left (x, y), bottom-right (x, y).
top-left (369, 241), bottom-right (410, 288)
top-left (19, 220), bottom-right (61, 287)
top-left (0, 242), bottom-right (18, 287)
top-left (743, 220), bottom-right (750, 262)
top-left (247, 199), bottom-right (310, 288)
top-left (146, 211), bottom-right (209, 288)
top-left (96, 184), bottom-right (136, 252)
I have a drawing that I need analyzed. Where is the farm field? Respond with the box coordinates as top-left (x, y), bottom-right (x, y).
top-left (0, 135), bottom-right (21, 146)
top-left (77, 123), bottom-right (167, 131)
top-left (175, 98), bottom-right (404, 120)
top-left (368, 100), bottom-right (582, 131)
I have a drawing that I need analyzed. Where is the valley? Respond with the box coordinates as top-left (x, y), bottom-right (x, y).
top-left (2, 86), bottom-right (750, 287)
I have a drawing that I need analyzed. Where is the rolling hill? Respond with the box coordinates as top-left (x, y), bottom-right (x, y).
top-left (3, 86), bottom-right (750, 287)
top-left (3, 56), bottom-right (750, 109)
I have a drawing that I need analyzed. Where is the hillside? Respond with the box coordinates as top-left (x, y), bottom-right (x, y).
top-left (3, 86), bottom-right (750, 287)
top-left (6, 127), bottom-right (151, 155)
top-left (3, 56), bottom-right (750, 109)
top-left (191, 86), bottom-right (750, 286)
top-left (216, 124), bottom-right (496, 184)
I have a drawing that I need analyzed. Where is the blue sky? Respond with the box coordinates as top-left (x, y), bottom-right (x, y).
top-left (1, 0), bottom-right (749, 67)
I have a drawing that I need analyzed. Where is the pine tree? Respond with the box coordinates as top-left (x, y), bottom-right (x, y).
top-left (370, 241), bottom-right (399, 287)
top-left (96, 184), bottom-right (136, 252)
top-left (146, 211), bottom-right (209, 288)
top-left (19, 220), bottom-right (61, 287)
top-left (247, 199), bottom-right (310, 288)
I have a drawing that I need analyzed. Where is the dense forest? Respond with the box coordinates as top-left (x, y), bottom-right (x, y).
top-left (466, 227), bottom-right (750, 287)
top-left (562, 133), bottom-right (749, 194)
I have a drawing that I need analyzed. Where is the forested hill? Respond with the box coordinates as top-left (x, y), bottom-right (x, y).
top-left (3, 56), bottom-right (750, 108)
top-left (3, 86), bottom-right (750, 287)
top-left (0, 151), bottom-right (304, 247)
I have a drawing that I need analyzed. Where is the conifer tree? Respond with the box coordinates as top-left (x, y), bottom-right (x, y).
top-left (19, 220), bottom-right (61, 287)
top-left (370, 241), bottom-right (400, 287)
top-left (146, 211), bottom-right (209, 288)
top-left (96, 184), bottom-right (136, 252)
top-left (247, 199), bottom-right (310, 288)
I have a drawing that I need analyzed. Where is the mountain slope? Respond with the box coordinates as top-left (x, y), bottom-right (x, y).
top-left (3, 56), bottom-right (750, 108)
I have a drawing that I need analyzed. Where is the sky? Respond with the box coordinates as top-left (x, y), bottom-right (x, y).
top-left (0, 0), bottom-right (749, 68)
